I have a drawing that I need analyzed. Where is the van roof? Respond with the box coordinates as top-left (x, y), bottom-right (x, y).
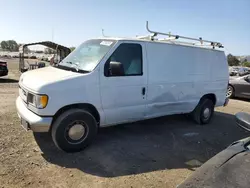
top-left (97, 21), bottom-right (224, 52)
top-left (96, 37), bottom-right (224, 52)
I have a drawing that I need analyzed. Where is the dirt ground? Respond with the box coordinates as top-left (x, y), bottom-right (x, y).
top-left (0, 58), bottom-right (249, 188)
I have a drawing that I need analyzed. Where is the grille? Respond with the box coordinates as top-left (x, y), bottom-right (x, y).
top-left (19, 86), bottom-right (27, 103)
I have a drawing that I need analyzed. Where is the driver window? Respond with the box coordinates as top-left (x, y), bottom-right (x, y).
top-left (105, 43), bottom-right (143, 76)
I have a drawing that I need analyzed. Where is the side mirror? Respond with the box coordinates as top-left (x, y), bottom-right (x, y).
top-left (235, 112), bottom-right (250, 131)
top-left (109, 61), bottom-right (124, 76)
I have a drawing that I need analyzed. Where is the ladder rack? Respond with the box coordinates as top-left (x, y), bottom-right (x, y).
top-left (144, 21), bottom-right (223, 49)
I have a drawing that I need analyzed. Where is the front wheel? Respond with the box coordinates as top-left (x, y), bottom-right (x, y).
top-left (51, 109), bottom-right (98, 152)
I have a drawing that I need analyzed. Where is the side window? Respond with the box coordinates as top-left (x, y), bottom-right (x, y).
top-left (105, 43), bottom-right (143, 76)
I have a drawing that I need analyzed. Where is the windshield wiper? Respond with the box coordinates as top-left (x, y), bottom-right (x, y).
top-left (57, 62), bottom-right (90, 74)
top-left (65, 61), bottom-right (80, 72)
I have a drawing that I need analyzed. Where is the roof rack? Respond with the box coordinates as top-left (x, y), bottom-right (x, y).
top-left (143, 21), bottom-right (223, 49)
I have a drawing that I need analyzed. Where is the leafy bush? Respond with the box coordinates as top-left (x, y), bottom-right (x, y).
top-left (242, 61), bottom-right (250, 67)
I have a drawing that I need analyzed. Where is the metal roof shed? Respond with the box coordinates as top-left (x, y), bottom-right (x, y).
top-left (19, 41), bottom-right (71, 72)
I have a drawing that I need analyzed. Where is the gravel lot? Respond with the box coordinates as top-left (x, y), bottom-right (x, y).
top-left (0, 59), bottom-right (249, 188)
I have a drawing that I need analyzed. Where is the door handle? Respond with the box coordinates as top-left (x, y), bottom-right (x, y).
top-left (142, 87), bottom-right (146, 95)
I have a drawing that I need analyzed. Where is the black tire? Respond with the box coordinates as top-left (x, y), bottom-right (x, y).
top-left (51, 109), bottom-right (97, 152)
top-left (227, 85), bottom-right (234, 98)
top-left (192, 98), bottom-right (214, 125)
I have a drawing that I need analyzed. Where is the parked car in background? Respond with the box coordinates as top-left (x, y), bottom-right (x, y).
top-left (227, 74), bottom-right (250, 99)
top-left (28, 55), bottom-right (37, 59)
top-left (229, 66), bottom-right (250, 77)
top-left (10, 52), bottom-right (19, 58)
top-left (238, 67), bottom-right (250, 76)
top-left (0, 60), bottom-right (8, 77)
top-left (178, 112), bottom-right (250, 188)
top-left (229, 67), bottom-right (239, 76)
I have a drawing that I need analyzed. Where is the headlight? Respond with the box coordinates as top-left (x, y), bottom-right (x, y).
top-left (27, 93), bottom-right (48, 109)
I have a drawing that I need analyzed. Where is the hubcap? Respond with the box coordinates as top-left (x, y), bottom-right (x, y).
top-left (227, 87), bottom-right (232, 97)
top-left (203, 108), bottom-right (211, 119)
top-left (68, 123), bottom-right (85, 141)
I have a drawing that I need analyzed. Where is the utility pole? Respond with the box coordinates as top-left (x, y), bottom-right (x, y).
top-left (102, 29), bottom-right (105, 37)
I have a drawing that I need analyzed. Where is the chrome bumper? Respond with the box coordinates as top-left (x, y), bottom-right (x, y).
top-left (16, 96), bottom-right (52, 132)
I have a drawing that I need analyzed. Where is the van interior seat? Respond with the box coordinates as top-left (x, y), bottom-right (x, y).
top-left (126, 58), bottom-right (141, 75)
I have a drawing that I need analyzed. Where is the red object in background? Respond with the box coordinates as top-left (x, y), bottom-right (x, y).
top-left (50, 55), bottom-right (55, 65)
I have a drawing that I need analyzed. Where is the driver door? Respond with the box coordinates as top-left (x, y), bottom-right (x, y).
top-left (100, 42), bottom-right (147, 125)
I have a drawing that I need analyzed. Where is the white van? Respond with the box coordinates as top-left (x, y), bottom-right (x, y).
top-left (16, 25), bottom-right (229, 152)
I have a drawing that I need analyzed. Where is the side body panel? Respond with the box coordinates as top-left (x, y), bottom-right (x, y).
top-left (145, 42), bottom-right (228, 118)
top-left (210, 50), bottom-right (229, 106)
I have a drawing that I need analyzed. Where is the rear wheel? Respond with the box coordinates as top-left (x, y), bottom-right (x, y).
top-left (51, 109), bottom-right (97, 152)
top-left (192, 98), bottom-right (214, 125)
top-left (226, 85), bottom-right (234, 98)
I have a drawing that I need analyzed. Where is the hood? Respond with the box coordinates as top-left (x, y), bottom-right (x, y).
top-left (229, 76), bottom-right (237, 80)
top-left (229, 76), bottom-right (242, 81)
top-left (20, 66), bottom-right (81, 91)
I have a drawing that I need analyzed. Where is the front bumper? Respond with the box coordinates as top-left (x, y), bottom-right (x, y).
top-left (16, 96), bottom-right (52, 132)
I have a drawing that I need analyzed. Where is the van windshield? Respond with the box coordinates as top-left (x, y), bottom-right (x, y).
top-left (58, 39), bottom-right (116, 72)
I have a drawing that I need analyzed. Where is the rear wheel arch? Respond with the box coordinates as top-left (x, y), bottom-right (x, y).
top-left (192, 96), bottom-right (215, 125)
top-left (200, 93), bottom-right (217, 105)
top-left (228, 84), bottom-right (235, 91)
top-left (51, 103), bottom-right (100, 130)
top-left (227, 84), bottom-right (235, 98)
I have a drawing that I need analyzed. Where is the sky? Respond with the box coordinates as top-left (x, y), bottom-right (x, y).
top-left (0, 0), bottom-right (249, 55)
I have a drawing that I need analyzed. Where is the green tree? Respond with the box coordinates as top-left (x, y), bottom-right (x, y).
top-left (70, 47), bottom-right (76, 52)
top-left (0, 40), bottom-right (18, 51)
top-left (8, 40), bottom-right (18, 51)
top-left (1, 41), bottom-right (8, 50)
top-left (227, 54), bottom-right (240, 66)
top-left (242, 61), bottom-right (250, 67)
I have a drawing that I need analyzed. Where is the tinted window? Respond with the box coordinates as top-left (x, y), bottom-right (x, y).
top-left (105, 43), bottom-right (142, 76)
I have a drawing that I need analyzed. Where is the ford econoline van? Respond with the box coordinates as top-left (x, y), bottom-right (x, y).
top-left (16, 28), bottom-right (229, 152)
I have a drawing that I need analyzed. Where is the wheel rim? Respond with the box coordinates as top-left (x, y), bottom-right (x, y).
top-left (203, 108), bottom-right (211, 120)
top-left (227, 86), bottom-right (232, 97)
top-left (65, 121), bottom-right (88, 144)
top-left (68, 124), bottom-right (85, 141)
